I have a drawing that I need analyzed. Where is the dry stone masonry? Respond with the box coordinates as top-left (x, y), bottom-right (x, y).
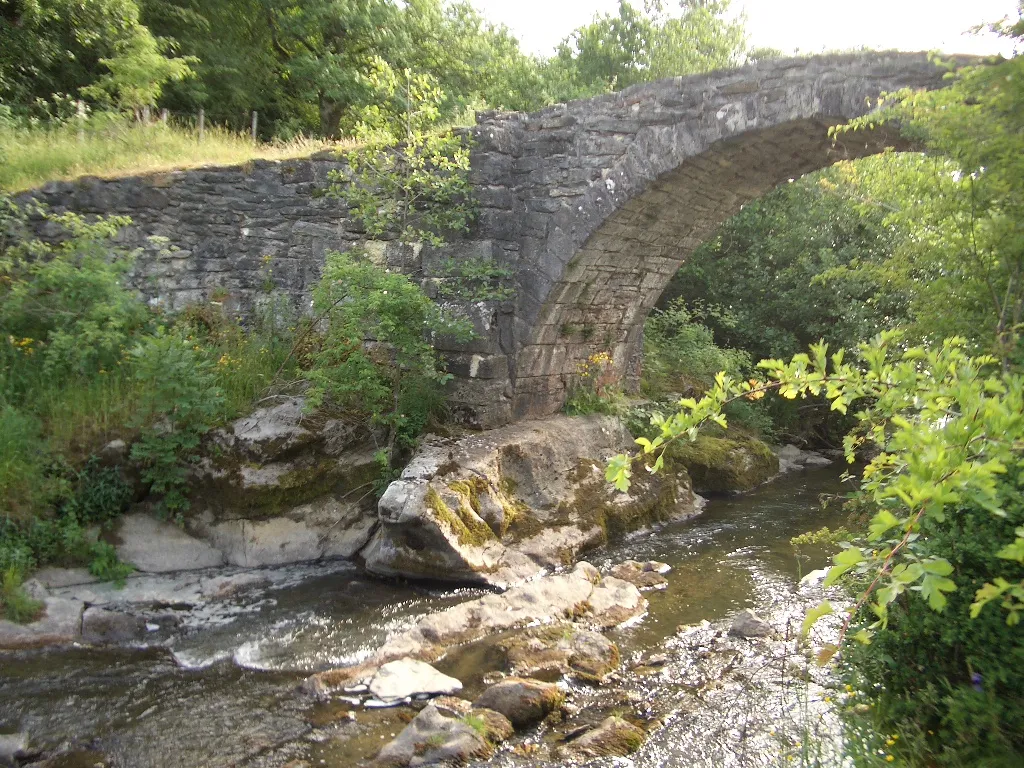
top-left (22, 53), bottom-right (954, 427)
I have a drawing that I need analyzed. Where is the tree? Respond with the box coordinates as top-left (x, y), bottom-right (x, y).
top-left (832, 49), bottom-right (1024, 368)
top-left (663, 166), bottom-right (909, 364)
top-left (546, 0), bottom-right (747, 101)
top-left (0, 0), bottom-right (193, 115)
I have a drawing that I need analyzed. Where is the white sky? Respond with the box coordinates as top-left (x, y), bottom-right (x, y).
top-left (469, 0), bottom-right (1021, 57)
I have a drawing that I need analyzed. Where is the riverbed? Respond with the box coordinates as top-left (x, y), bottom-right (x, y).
top-left (0, 465), bottom-right (852, 767)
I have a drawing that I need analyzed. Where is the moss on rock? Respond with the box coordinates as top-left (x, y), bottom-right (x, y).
top-left (667, 434), bottom-right (778, 493)
top-left (426, 486), bottom-right (496, 548)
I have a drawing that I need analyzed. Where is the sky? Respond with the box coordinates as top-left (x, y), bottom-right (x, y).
top-left (469, 0), bottom-right (1021, 58)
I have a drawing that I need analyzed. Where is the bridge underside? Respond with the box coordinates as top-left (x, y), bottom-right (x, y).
top-left (510, 117), bottom-right (905, 419)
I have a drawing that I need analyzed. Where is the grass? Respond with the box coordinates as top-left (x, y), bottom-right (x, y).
top-left (1, 567), bottom-right (44, 623)
top-left (0, 112), bottom-right (357, 192)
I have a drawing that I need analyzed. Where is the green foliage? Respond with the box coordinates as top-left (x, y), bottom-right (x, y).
top-left (546, 0), bottom-right (747, 101)
top-left (0, 0), bottom-right (192, 113)
top-left (129, 328), bottom-right (225, 515)
top-left (0, 567), bottom-right (44, 624)
top-left (840, 502), bottom-right (1024, 768)
top-left (304, 250), bottom-right (473, 467)
top-left (330, 67), bottom-right (475, 246)
top-left (80, 23), bottom-right (195, 110)
top-left (611, 333), bottom-right (1024, 631)
top-left (87, 540), bottom-right (134, 585)
top-left (663, 170), bottom-right (908, 364)
top-left (836, 51), bottom-right (1024, 367)
top-left (564, 351), bottom-right (626, 416)
top-left (642, 298), bottom-right (752, 396)
top-left (0, 203), bottom-right (147, 389)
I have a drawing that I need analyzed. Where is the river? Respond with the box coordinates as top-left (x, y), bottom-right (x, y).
top-left (0, 464), bottom-right (852, 767)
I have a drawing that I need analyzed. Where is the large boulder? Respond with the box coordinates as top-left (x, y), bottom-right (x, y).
top-left (181, 397), bottom-right (381, 567)
top-left (668, 434), bottom-right (779, 493)
top-left (362, 415), bottom-right (699, 587)
top-left (472, 678), bottom-right (564, 728)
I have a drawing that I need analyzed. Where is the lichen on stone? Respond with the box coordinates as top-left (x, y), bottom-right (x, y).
top-left (426, 485), bottom-right (495, 548)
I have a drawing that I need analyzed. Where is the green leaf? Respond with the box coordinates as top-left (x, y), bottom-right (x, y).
top-left (800, 600), bottom-right (833, 640)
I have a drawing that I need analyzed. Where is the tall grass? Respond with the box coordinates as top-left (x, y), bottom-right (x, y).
top-left (0, 112), bottom-right (353, 192)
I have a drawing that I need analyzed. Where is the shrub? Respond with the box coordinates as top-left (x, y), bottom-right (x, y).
top-left (0, 567), bottom-right (44, 624)
top-left (304, 250), bottom-right (473, 469)
top-left (129, 328), bottom-right (225, 516)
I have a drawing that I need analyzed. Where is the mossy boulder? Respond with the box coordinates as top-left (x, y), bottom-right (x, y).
top-left (498, 623), bottom-right (621, 682)
top-left (667, 434), bottom-right (778, 493)
top-left (473, 677), bottom-right (564, 728)
top-left (373, 704), bottom-right (511, 767)
top-left (561, 716), bottom-right (645, 758)
top-left (170, 396), bottom-right (382, 568)
top-left (362, 415), bottom-right (701, 587)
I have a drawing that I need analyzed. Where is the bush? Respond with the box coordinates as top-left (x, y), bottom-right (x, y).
top-left (0, 567), bottom-right (44, 623)
top-left (642, 299), bottom-right (751, 398)
top-left (129, 328), bottom-right (225, 516)
top-left (304, 250), bottom-right (473, 469)
top-left (841, 501), bottom-right (1024, 768)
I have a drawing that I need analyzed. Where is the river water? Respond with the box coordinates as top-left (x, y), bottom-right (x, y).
top-left (0, 465), bottom-right (851, 767)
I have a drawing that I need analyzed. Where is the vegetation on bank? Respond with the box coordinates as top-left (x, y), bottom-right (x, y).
top-left (0, 110), bottom-right (345, 193)
top-left (0, 1), bottom-right (753, 191)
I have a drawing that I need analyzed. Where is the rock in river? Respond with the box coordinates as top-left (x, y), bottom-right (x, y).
top-left (368, 659), bottom-right (463, 704)
top-left (374, 703), bottom-right (512, 767)
top-left (361, 415), bottom-right (699, 588)
top-left (729, 609), bottom-right (774, 638)
top-left (304, 562), bottom-right (645, 696)
top-left (560, 715), bottom-right (646, 759)
top-left (472, 678), bottom-right (564, 728)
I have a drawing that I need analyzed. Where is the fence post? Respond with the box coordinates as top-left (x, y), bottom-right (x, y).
top-left (251, 111), bottom-right (258, 141)
top-left (160, 108), bottom-right (169, 126)
top-left (76, 100), bottom-right (86, 143)
top-left (142, 105), bottom-right (151, 124)
top-left (198, 108), bottom-right (205, 143)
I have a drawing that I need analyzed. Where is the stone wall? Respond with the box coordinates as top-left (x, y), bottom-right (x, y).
top-left (20, 52), bottom-right (959, 427)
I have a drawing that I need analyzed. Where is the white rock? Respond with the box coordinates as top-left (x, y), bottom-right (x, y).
top-left (368, 658), bottom-right (463, 703)
top-left (0, 597), bottom-right (83, 649)
top-left (116, 513), bottom-right (225, 573)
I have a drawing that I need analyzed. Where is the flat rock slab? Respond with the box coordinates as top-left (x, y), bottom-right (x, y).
top-left (368, 659), bottom-right (463, 704)
top-left (305, 562), bottom-right (644, 696)
top-left (0, 597), bottom-right (83, 649)
top-left (116, 513), bottom-right (225, 573)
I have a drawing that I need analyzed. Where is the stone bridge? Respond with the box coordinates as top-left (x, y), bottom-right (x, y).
top-left (25, 52), bottom-right (954, 428)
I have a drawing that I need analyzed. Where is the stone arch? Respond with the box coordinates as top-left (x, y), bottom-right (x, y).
top-left (478, 52), bottom-right (954, 420)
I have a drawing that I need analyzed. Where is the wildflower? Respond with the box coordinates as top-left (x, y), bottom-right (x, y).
top-left (885, 757), bottom-right (894, 763)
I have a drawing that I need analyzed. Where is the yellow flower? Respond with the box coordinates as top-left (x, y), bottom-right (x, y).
top-left (885, 756), bottom-right (895, 763)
